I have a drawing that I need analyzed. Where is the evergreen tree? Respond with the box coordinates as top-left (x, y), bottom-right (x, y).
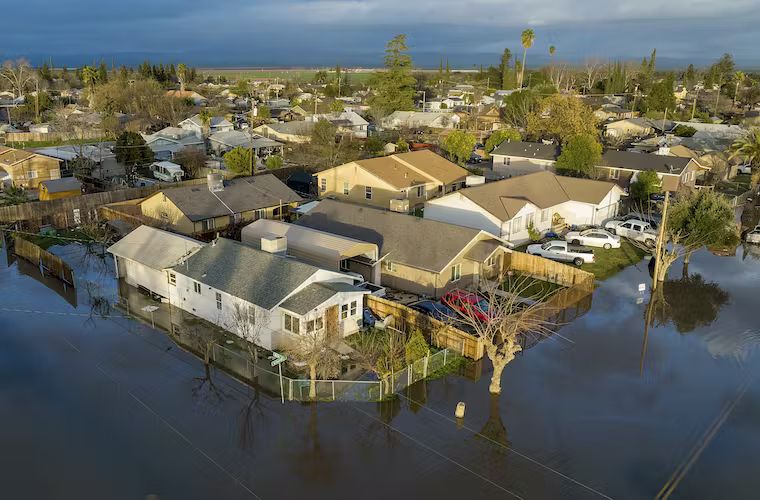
top-left (98, 61), bottom-right (108, 83)
top-left (367, 34), bottom-right (417, 118)
top-left (499, 48), bottom-right (513, 89)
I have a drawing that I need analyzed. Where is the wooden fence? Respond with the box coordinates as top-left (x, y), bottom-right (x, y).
top-left (506, 251), bottom-right (595, 292)
top-left (365, 295), bottom-right (484, 360)
top-left (13, 236), bottom-right (75, 285)
top-left (2, 129), bottom-right (105, 144)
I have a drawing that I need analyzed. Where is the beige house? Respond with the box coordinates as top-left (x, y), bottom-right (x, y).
top-left (295, 199), bottom-right (511, 298)
top-left (0, 147), bottom-right (62, 189)
top-left (598, 150), bottom-right (708, 192)
top-left (139, 174), bottom-right (302, 237)
top-left (315, 150), bottom-right (469, 211)
top-left (253, 121), bottom-right (315, 143)
top-left (603, 118), bottom-right (660, 139)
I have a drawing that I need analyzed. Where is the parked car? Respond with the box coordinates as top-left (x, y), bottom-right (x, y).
top-left (410, 300), bottom-right (456, 322)
top-left (526, 240), bottom-right (595, 266)
top-left (565, 228), bottom-right (621, 249)
top-left (441, 289), bottom-right (490, 322)
top-left (604, 219), bottom-right (657, 248)
top-left (614, 212), bottom-right (661, 229)
top-left (738, 164), bottom-right (753, 175)
top-left (746, 225), bottom-right (760, 244)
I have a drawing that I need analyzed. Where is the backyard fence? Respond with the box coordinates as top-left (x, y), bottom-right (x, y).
top-left (13, 236), bottom-right (75, 285)
top-left (506, 251), bottom-right (595, 291)
top-left (365, 294), bottom-right (485, 360)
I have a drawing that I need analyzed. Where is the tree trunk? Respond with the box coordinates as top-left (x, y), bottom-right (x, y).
top-left (683, 249), bottom-right (693, 265)
top-left (520, 50), bottom-right (527, 88)
top-left (489, 359), bottom-right (507, 394)
top-left (309, 363), bottom-right (317, 400)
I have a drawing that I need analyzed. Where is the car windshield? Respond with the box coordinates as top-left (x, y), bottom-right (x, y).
top-left (580, 229), bottom-right (592, 236)
top-left (541, 242), bottom-right (553, 250)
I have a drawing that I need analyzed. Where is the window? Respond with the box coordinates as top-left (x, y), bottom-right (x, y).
top-left (384, 260), bottom-right (396, 272)
top-left (284, 313), bottom-right (300, 334)
top-left (49, 169), bottom-right (61, 180)
top-left (215, 292), bottom-right (222, 310)
top-left (365, 186), bottom-right (372, 200)
top-left (254, 209), bottom-right (265, 220)
top-left (451, 263), bottom-right (462, 282)
top-left (416, 185), bottom-right (426, 197)
top-left (26, 170), bottom-right (38, 180)
top-left (525, 212), bottom-right (534, 229)
top-left (320, 178), bottom-right (327, 192)
top-left (193, 281), bottom-right (201, 294)
top-left (341, 304), bottom-right (349, 320)
top-left (541, 209), bottom-right (550, 222)
top-left (507, 157), bottom-right (511, 166)
top-left (350, 300), bottom-right (357, 316)
top-left (247, 306), bottom-right (257, 324)
top-left (306, 319), bottom-right (315, 333)
top-left (168, 273), bottom-right (176, 286)
top-left (201, 218), bottom-right (215, 231)
top-left (343, 181), bottom-right (349, 195)
top-left (609, 168), bottom-right (619, 180)
top-left (273, 206), bottom-right (281, 217)
top-left (72, 208), bottom-right (81, 225)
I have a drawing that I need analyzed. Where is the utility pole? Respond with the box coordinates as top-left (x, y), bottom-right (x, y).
top-left (632, 84), bottom-right (640, 113)
top-left (651, 190), bottom-right (670, 290)
top-left (661, 108), bottom-right (668, 137)
top-left (249, 100), bottom-right (258, 174)
top-left (691, 88), bottom-right (700, 121)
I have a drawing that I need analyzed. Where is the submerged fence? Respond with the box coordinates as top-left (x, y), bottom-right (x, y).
top-left (13, 236), bottom-right (75, 285)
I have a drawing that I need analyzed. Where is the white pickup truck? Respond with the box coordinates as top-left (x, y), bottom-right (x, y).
top-left (604, 218), bottom-right (658, 248)
top-left (526, 240), bottom-right (595, 266)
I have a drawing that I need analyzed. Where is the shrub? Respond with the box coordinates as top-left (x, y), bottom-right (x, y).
top-left (527, 222), bottom-right (541, 242)
top-left (264, 155), bottom-right (283, 170)
top-left (673, 124), bottom-right (697, 137)
top-left (405, 329), bottom-right (430, 365)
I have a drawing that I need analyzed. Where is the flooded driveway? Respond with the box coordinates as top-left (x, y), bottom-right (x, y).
top-left (1, 242), bottom-right (759, 499)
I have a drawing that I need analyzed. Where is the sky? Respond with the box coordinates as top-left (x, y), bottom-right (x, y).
top-left (3, 0), bottom-right (760, 69)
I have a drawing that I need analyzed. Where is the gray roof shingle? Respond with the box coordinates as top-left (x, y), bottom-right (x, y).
top-left (279, 282), bottom-right (363, 315)
top-left (600, 150), bottom-right (693, 174)
top-left (490, 140), bottom-right (560, 161)
top-left (172, 238), bottom-right (319, 310)
top-left (155, 174), bottom-right (302, 222)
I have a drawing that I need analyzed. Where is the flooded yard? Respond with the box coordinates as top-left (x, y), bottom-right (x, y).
top-left (1, 241), bottom-right (759, 499)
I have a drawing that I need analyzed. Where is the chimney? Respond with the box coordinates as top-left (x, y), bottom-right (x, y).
top-left (207, 173), bottom-right (224, 192)
top-left (260, 235), bottom-right (287, 254)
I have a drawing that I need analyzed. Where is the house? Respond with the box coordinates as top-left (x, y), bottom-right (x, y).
top-left (424, 171), bottom-right (623, 243)
top-left (32, 143), bottom-right (122, 180)
top-left (295, 200), bottom-right (511, 298)
top-left (603, 117), bottom-right (665, 139)
top-left (315, 150), bottom-right (469, 210)
top-left (308, 111), bottom-right (368, 139)
top-left (475, 105), bottom-right (504, 132)
top-left (241, 219), bottom-right (380, 283)
top-left (138, 174), bottom-right (302, 236)
top-left (108, 225), bottom-right (204, 297)
top-left (490, 140), bottom-right (561, 177)
top-left (178, 114), bottom-right (234, 138)
top-left (253, 121), bottom-right (315, 143)
top-left (141, 127), bottom-right (206, 161)
top-left (269, 107), bottom-right (298, 122)
top-left (165, 90), bottom-right (207, 105)
top-left (39, 177), bottom-right (83, 201)
top-left (670, 121), bottom-right (746, 153)
top-left (594, 104), bottom-right (634, 121)
top-left (381, 111), bottom-right (461, 130)
top-left (598, 150), bottom-right (706, 192)
top-left (109, 227), bottom-right (367, 350)
top-left (208, 130), bottom-right (284, 159)
top-left (170, 237), bottom-right (367, 350)
top-left (0, 147), bottom-right (62, 189)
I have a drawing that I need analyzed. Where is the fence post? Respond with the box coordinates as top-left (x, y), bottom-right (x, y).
top-left (407, 365), bottom-right (412, 385)
top-left (443, 348), bottom-right (447, 366)
top-left (288, 379), bottom-right (293, 401)
top-left (332, 380), bottom-right (336, 401)
top-left (423, 354), bottom-right (429, 378)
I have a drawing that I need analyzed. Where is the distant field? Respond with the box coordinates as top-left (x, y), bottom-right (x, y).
top-left (197, 68), bottom-right (377, 83)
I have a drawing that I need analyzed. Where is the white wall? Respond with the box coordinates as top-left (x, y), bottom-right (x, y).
top-left (118, 256), bottom-right (173, 298)
top-left (492, 155), bottom-right (556, 177)
top-left (424, 193), bottom-right (502, 236)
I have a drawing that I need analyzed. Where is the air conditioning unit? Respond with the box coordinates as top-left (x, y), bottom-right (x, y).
top-left (389, 198), bottom-right (410, 213)
top-left (261, 235), bottom-right (287, 254)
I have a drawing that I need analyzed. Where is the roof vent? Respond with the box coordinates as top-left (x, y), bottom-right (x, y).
top-left (261, 235), bottom-right (287, 254)
top-left (207, 173), bottom-right (224, 192)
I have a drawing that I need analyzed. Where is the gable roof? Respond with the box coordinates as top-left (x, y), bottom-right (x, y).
top-left (255, 121), bottom-right (315, 136)
top-left (179, 114), bottom-right (233, 129)
top-left (490, 140), bottom-right (560, 161)
top-left (295, 200), bottom-right (494, 273)
top-left (279, 282), bottom-right (365, 315)
top-left (148, 174), bottom-right (302, 222)
top-left (166, 90), bottom-right (206, 100)
top-left (107, 225), bottom-right (203, 270)
top-left (171, 238), bottom-right (320, 310)
top-left (208, 130), bottom-right (283, 149)
top-left (453, 171), bottom-right (619, 220)
top-left (143, 127), bottom-right (204, 146)
top-left (0, 147), bottom-right (62, 167)
top-left (600, 150), bottom-right (693, 174)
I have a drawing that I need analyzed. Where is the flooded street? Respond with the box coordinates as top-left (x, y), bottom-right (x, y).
top-left (1, 242), bottom-right (759, 499)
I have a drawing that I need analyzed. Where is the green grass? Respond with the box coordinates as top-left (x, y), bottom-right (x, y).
top-left (7, 137), bottom-right (112, 148)
top-left (502, 272), bottom-right (564, 299)
top-left (19, 229), bottom-right (93, 250)
top-left (580, 240), bottom-right (648, 280)
top-left (715, 174), bottom-right (752, 197)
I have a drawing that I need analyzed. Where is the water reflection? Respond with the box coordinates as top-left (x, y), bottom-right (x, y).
top-left (653, 269), bottom-right (730, 334)
top-left (15, 256), bottom-right (78, 308)
top-left (476, 393), bottom-right (510, 449)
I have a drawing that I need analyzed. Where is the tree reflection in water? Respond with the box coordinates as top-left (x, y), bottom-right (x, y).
top-left (652, 266), bottom-right (730, 334)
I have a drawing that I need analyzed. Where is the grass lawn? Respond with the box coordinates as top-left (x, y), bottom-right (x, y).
top-left (715, 174), bottom-right (752, 197)
top-left (502, 272), bottom-right (564, 299)
top-left (580, 240), bottom-right (649, 280)
top-left (19, 229), bottom-right (93, 250)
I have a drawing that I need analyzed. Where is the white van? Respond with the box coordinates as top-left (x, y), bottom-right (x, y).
top-left (150, 161), bottom-right (184, 182)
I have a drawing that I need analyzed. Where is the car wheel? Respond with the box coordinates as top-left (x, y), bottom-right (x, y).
top-left (573, 257), bottom-right (584, 266)
top-left (572, 239), bottom-right (580, 245)
top-left (603, 243), bottom-right (612, 250)
top-left (645, 238), bottom-right (655, 249)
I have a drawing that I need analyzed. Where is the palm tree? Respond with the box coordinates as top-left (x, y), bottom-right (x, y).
top-left (177, 63), bottom-right (188, 92)
top-left (81, 65), bottom-right (98, 108)
top-left (730, 128), bottom-right (760, 186)
top-left (198, 108), bottom-right (212, 137)
top-left (518, 29), bottom-right (535, 88)
top-left (733, 71), bottom-right (745, 108)
top-left (548, 45), bottom-right (556, 86)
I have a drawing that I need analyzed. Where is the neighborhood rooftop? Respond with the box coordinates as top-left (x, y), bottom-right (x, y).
top-left (599, 150), bottom-right (694, 174)
top-left (490, 140), bottom-right (561, 161)
top-left (107, 225), bottom-right (203, 271)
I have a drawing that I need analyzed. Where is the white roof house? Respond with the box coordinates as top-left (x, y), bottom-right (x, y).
top-left (178, 114), bottom-right (234, 138)
top-left (308, 110), bottom-right (369, 138)
top-left (208, 130), bottom-right (284, 156)
top-left (381, 111), bottom-right (460, 130)
top-left (141, 127), bottom-right (205, 160)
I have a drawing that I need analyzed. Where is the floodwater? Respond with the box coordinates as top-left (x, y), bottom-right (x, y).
top-left (1, 242), bottom-right (760, 499)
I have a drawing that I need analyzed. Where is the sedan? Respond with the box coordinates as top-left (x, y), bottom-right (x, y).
top-left (565, 228), bottom-right (621, 249)
top-left (410, 300), bottom-right (456, 321)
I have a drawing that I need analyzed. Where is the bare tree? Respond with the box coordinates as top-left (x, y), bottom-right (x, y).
top-left (583, 59), bottom-right (603, 93)
top-left (1, 59), bottom-right (34, 99)
top-left (286, 327), bottom-right (342, 400)
top-left (351, 328), bottom-right (407, 396)
top-left (229, 303), bottom-right (268, 372)
top-left (447, 276), bottom-right (557, 394)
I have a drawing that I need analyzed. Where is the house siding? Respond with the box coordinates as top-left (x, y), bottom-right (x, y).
top-left (491, 154), bottom-right (556, 177)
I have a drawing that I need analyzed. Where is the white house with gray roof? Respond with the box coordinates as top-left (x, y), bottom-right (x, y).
top-left (179, 114), bottom-right (234, 138)
top-left (142, 127), bottom-right (205, 161)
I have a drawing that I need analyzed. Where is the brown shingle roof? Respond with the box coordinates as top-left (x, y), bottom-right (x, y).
top-left (344, 150), bottom-right (469, 190)
top-left (394, 149), bottom-right (469, 185)
top-left (456, 171), bottom-right (619, 220)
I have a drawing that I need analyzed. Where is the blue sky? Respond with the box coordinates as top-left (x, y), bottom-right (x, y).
top-left (3, 0), bottom-right (760, 68)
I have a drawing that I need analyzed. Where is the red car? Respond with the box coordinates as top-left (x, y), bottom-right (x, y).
top-left (441, 289), bottom-right (491, 322)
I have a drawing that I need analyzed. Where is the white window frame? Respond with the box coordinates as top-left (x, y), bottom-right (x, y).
top-left (541, 209), bottom-right (550, 223)
top-left (49, 169), bottom-right (61, 180)
top-left (168, 273), bottom-right (176, 286)
top-left (450, 263), bottom-right (462, 282)
top-left (384, 260), bottom-right (396, 272)
top-left (26, 170), bottom-right (38, 180)
top-left (193, 281), bottom-right (201, 294)
top-left (341, 304), bottom-right (349, 320)
top-left (201, 218), bottom-right (215, 231)
top-left (320, 178), bottom-right (327, 192)
top-left (350, 300), bottom-right (357, 317)
top-left (283, 313), bottom-right (300, 334)
top-left (416, 185), bottom-right (426, 198)
top-left (365, 186), bottom-right (372, 200)
top-left (609, 168), bottom-right (619, 180)
top-left (512, 216), bottom-right (523, 232)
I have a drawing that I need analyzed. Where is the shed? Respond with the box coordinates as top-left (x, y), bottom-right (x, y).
top-left (39, 177), bottom-right (83, 201)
